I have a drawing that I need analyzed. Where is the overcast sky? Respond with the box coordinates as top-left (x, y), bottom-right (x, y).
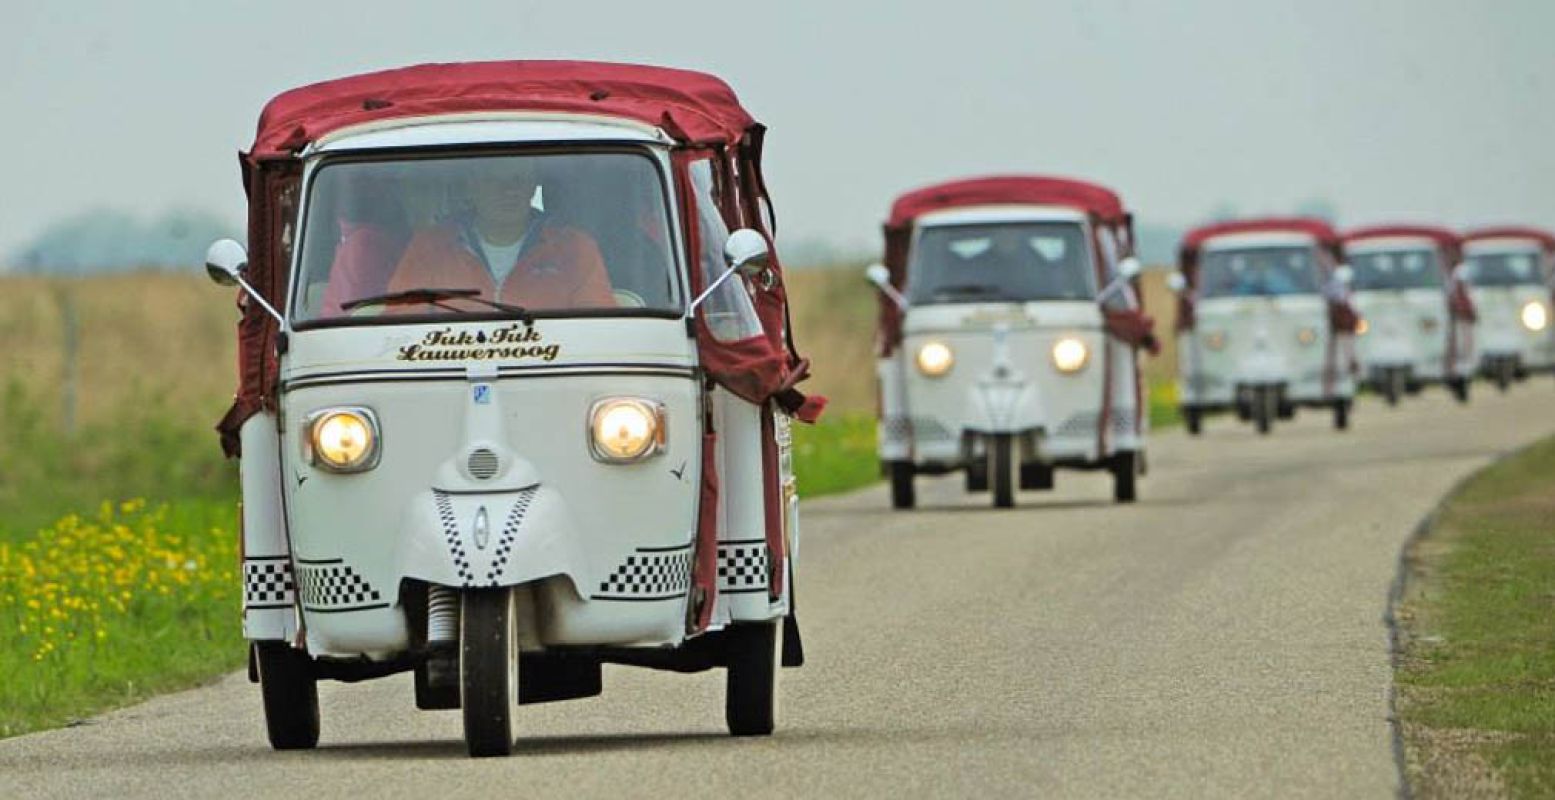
top-left (2, 0), bottom-right (1552, 261)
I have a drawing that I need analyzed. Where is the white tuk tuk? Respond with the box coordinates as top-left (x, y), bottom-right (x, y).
top-left (866, 176), bottom-right (1157, 509)
top-left (1340, 225), bottom-right (1475, 404)
top-left (210, 61), bottom-right (824, 757)
top-left (1458, 227), bottom-right (1555, 389)
top-left (1171, 218), bottom-right (1359, 435)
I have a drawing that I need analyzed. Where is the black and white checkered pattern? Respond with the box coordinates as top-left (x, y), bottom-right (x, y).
top-left (594, 547), bottom-right (692, 600)
top-left (243, 558), bottom-right (295, 608)
top-left (434, 490), bottom-right (474, 585)
top-left (297, 563), bottom-right (383, 610)
top-left (717, 541), bottom-right (768, 593)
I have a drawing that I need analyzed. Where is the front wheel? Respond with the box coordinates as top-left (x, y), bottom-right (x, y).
top-left (1333, 399), bottom-right (1351, 431)
top-left (1253, 388), bottom-right (1274, 435)
top-left (255, 642), bottom-right (320, 751)
top-left (1183, 407), bottom-right (1202, 436)
top-left (1382, 370), bottom-right (1401, 406)
top-left (888, 461), bottom-right (916, 510)
top-left (1495, 361), bottom-right (1513, 392)
top-left (1111, 450), bottom-right (1138, 504)
top-left (461, 588), bottom-right (517, 758)
top-left (1448, 376), bottom-right (1470, 404)
top-left (989, 434), bottom-right (1015, 509)
top-left (726, 621), bottom-right (780, 737)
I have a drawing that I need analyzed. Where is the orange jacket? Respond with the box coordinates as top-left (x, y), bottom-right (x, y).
top-left (388, 222), bottom-right (615, 311)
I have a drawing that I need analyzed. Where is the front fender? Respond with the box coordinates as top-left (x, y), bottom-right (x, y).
top-left (967, 377), bottom-right (1045, 434)
top-left (398, 485), bottom-right (590, 596)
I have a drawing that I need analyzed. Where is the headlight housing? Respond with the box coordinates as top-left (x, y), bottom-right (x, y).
top-left (1355, 318), bottom-right (1370, 336)
top-left (305, 407), bottom-right (381, 473)
top-left (1051, 337), bottom-right (1088, 373)
top-left (1296, 327), bottom-right (1318, 346)
top-left (1521, 301), bottom-right (1548, 332)
top-left (915, 341), bottom-right (954, 377)
top-left (589, 397), bottom-right (666, 463)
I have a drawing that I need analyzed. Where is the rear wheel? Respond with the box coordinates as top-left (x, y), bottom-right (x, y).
top-left (255, 642), bottom-right (320, 751)
top-left (726, 621), bottom-right (780, 737)
top-left (1111, 450), bottom-right (1138, 503)
top-left (1183, 407), bottom-right (1202, 436)
top-left (989, 434), bottom-right (1015, 509)
top-left (461, 588), bottom-right (516, 758)
top-left (1333, 399), bottom-right (1351, 431)
top-left (888, 461), bottom-right (915, 510)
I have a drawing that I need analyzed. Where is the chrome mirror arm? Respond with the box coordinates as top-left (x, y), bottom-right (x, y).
top-left (236, 275), bottom-right (287, 327)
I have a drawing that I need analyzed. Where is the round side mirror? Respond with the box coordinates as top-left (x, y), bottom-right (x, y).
top-left (865, 263), bottom-right (891, 287)
top-left (723, 229), bottom-right (771, 278)
top-left (1117, 256), bottom-right (1143, 281)
top-left (1166, 272), bottom-right (1188, 293)
top-left (205, 239), bottom-right (249, 287)
top-left (1333, 264), bottom-right (1355, 286)
top-left (1452, 261), bottom-right (1472, 283)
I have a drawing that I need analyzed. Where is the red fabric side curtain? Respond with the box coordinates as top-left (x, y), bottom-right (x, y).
top-left (1328, 300), bottom-right (1361, 334)
top-left (877, 225), bottom-right (910, 356)
top-left (1104, 309), bottom-right (1161, 355)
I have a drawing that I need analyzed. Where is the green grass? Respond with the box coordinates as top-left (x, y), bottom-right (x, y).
top-left (793, 412), bottom-right (880, 497)
top-left (1397, 435), bottom-right (1555, 796)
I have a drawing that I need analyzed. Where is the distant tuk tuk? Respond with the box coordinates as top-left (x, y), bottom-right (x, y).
top-left (865, 176), bottom-right (1157, 509)
top-left (208, 61), bottom-right (823, 757)
top-left (1171, 218), bottom-right (1359, 434)
top-left (1339, 225), bottom-right (1475, 404)
top-left (1459, 226), bottom-right (1555, 389)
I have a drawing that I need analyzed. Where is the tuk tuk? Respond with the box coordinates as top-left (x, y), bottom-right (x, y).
top-left (1171, 218), bottom-right (1359, 435)
top-left (1339, 225), bottom-right (1475, 404)
top-left (1458, 226), bottom-right (1555, 389)
top-left (208, 61), bottom-right (824, 758)
top-left (865, 176), bottom-right (1157, 509)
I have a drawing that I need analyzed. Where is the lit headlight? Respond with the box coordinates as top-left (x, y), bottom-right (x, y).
top-left (1355, 318), bottom-right (1370, 336)
top-left (1052, 337), bottom-right (1088, 373)
top-left (916, 341), bottom-right (954, 377)
top-left (1204, 331), bottom-right (1227, 350)
top-left (305, 408), bottom-right (380, 473)
top-left (1296, 327), bottom-right (1318, 346)
top-left (1521, 301), bottom-right (1548, 332)
top-left (589, 397), bottom-right (665, 463)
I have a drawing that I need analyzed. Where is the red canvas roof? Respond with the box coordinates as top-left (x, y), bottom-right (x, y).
top-left (1461, 226), bottom-right (1555, 253)
top-left (249, 60), bottom-right (757, 160)
top-left (886, 175), bottom-right (1128, 228)
top-left (1180, 217), bottom-right (1340, 257)
top-left (1341, 224), bottom-right (1459, 249)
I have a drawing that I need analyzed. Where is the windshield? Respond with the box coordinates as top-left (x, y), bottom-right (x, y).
top-left (1465, 251), bottom-right (1546, 287)
top-left (293, 150), bottom-right (679, 324)
top-left (1198, 246), bottom-right (1321, 298)
top-left (1349, 248), bottom-right (1442, 291)
top-left (907, 222), bottom-right (1094, 304)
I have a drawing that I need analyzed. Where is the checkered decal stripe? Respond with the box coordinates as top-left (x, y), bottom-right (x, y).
top-left (243, 558), bottom-right (294, 608)
top-left (434, 490), bottom-right (474, 586)
top-left (593, 547), bottom-right (692, 601)
top-left (718, 541), bottom-right (768, 594)
top-left (297, 563), bottom-right (384, 611)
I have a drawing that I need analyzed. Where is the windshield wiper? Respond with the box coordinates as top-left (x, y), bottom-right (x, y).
top-left (932, 284), bottom-right (1002, 297)
top-left (342, 288), bottom-right (533, 323)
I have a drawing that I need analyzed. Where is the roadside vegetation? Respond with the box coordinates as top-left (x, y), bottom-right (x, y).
top-left (1395, 435), bottom-right (1555, 797)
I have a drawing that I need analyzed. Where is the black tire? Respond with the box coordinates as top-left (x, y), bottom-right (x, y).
top-left (1449, 377), bottom-right (1470, 404)
top-left (1383, 370), bottom-right (1400, 406)
top-left (965, 460), bottom-right (988, 492)
top-left (1112, 451), bottom-right (1138, 503)
top-left (726, 621), bottom-right (780, 737)
top-left (1333, 399), bottom-right (1351, 431)
top-left (1184, 408), bottom-right (1202, 436)
top-left (989, 434), bottom-right (1015, 509)
top-left (889, 461), bottom-right (916, 509)
top-left (1253, 388), bottom-right (1273, 435)
top-left (1496, 362), bottom-right (1512, 392)
top-left (255, 642), bottom-right (320, 751)
top-left (461, 588), bottom-right (516, 758)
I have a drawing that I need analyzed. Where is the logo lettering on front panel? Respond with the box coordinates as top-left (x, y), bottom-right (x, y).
top-left (397, 324), bottom-right (561, 363)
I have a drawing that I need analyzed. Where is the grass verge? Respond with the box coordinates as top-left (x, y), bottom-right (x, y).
top-left (793, 412), bottom-right (880, 497)
top-left (1396, 434), bottom-right (1555, 797)
top-left (0, 498), bottom-right (243, 738)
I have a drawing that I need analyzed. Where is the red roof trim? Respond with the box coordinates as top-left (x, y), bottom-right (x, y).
top-left (1341, 225), bottom-right (1460, 249)
top-left (886, 175), bottom-right (1128, 228)
top-left (1461, 226), bottom-right (1555, 252)
top-left (1180, 218), bottom-right (1339, 257)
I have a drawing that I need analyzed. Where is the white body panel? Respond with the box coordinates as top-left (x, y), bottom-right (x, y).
top-left (1345, 237), bottom-right (1455, 382)
top-left (1463, 241), bottom-right (1554, 371)
top-left (240, 412), bottom-right (300, 643)
top-left (876, 206), bottom-right (1142, 470)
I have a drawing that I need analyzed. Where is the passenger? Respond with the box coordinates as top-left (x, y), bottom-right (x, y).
top-left (331, 159), bottom-right (614, 314)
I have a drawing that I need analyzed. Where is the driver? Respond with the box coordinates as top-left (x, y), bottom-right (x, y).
top-left (330, 159), bottom-right (614, 314)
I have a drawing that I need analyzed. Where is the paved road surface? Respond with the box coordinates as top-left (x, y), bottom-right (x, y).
top-left (7, 388), bottom-right (1555, 798)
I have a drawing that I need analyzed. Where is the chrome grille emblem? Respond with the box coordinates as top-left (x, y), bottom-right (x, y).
top-left (473, 506), bottom-right (490, 550)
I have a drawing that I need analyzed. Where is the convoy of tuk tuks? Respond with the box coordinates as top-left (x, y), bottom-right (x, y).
top-left (204, 59), bottom-right (1555, 758)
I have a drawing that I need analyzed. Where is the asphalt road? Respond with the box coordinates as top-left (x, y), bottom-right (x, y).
top-left (7, 386), bottom-right (1555, 798)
